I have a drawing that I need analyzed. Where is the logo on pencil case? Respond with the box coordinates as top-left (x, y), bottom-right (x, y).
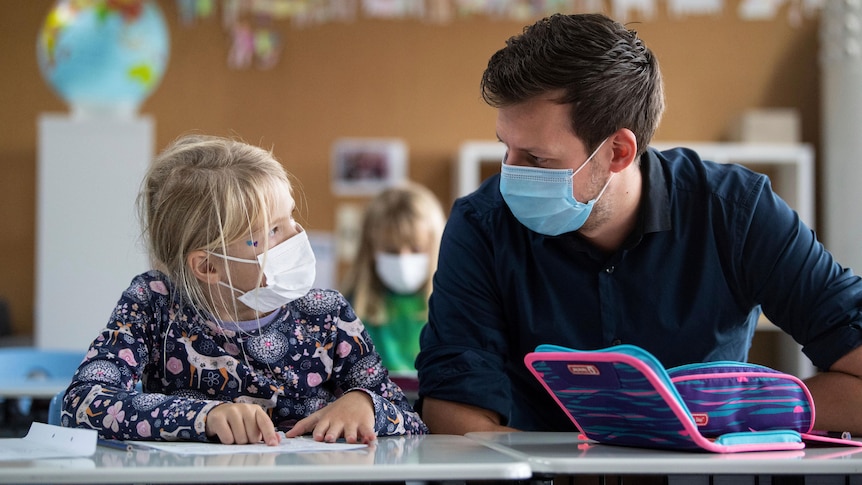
top-left (692, 413), bottom-right (709, 426)
top-left (567, 364), bottom-right (600, 375)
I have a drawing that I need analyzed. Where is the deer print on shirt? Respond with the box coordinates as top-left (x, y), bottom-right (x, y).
top-left (109, 320), bottom-right (134, 346)
top-left (336, 316), bottom-right (369, 354)
top-left (159, 425), bottom-right (193, 441)
top-left (235, 384), bottom-right (284, 415)
top-left (311, 341), bottom-right (333, 377)
top-left (177, 331), bottom-right (242, 391)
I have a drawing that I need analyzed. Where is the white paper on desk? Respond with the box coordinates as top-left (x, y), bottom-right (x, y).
top-left (125, 436), bottom-right (367, 455)
top-left (0, 422), bottom-right (97, 461)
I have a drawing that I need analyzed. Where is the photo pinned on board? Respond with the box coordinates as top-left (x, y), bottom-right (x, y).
top-left (331, 138), bottom-right (407, 196)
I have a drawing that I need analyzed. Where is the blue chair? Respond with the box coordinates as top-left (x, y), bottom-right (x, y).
top-left (0, 347), bottom-right (84, 432)
top-left (48, 389), bottom-right (65, 426)
top-left (0, 347), bottom-right (84, 381)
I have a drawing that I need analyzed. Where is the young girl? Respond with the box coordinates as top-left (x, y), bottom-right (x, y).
top-left (61, 135), bottom-right (427, 445)
top-left (341, 183), bottom-right (445, 376)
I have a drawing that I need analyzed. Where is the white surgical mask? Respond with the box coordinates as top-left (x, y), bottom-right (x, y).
top-left (374, 252), bottom-right (429, 295)
top-left (209, 230), bottom-right (316, 313)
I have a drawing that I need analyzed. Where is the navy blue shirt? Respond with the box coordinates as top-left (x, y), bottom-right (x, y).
top-left (416, 147), bottom-right (862, 431)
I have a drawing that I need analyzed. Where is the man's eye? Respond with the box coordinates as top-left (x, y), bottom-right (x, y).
top-left (529, 154), bottom-right (547, 164)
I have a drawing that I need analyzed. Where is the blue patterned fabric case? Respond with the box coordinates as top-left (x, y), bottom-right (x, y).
top-left (525, 344), bottom-right (814, 453)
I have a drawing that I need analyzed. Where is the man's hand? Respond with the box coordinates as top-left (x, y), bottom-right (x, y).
top-left (205, 402), bottom-right (280, 446)
top-left (284, 391), bottom-right (376, 444)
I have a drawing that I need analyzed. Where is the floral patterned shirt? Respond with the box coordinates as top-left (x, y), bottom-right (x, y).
top-left (62, 270), bottom-right (428, 441)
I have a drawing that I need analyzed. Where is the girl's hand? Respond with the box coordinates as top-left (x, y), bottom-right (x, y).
top-left (205, 402), bottom-right (281, 446)
top-left (284, 391), bottom-right (376, 444)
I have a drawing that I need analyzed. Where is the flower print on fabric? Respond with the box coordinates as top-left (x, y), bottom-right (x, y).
top-left (61, 270), bottom-right (428, 441)
top-left (246, 329), bottom-right (290, 364)
top-left (293, 289), bottom-right (342, 315)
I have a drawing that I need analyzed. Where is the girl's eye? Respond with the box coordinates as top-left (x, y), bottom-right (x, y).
top-left (268, 226), bottom-right (279, 237)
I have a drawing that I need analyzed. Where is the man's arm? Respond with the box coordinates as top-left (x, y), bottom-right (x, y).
top-left (804, 345), bottom-right (862, 434)
top-left (421, 397), bottom-right (518, 435)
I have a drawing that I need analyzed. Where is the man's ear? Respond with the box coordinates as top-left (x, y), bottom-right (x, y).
top-left (608, 128), bottom-right (638, 173)
top-left (187, 250), bottom-right (220, 285)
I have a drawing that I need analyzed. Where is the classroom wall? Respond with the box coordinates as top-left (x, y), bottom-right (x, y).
top-left (0, 1), bottom-right (820, 337)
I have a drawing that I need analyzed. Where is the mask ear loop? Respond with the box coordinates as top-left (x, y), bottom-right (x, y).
top-left (572, 137), bottom-right (610, 177)
top-left (594, 172), bottom-right (615, 201)
top-left (571, 137), bottom-right (613, 203)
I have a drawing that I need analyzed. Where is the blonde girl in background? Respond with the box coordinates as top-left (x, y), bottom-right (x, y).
top-left (61, 135), bottom-right (427, 446)
top-left (342, 183), bottom-right (446, 379)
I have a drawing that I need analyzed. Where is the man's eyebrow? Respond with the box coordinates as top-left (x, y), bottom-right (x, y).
top-left (495, 134), bottom-right (548, 156)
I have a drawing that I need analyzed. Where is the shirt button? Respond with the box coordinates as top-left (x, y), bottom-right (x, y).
top-left (611, 339), bottom-right (622, 346)
top-left (605, 266), bottom-right (615, 274)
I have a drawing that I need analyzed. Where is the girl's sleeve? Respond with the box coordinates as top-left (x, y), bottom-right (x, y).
top-left (62, 273), bottom-right (221, 441)
top-left (329, 293), bottom-right (428, 435)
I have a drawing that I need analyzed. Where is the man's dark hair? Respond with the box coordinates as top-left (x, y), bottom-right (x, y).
top-left (481, 13), bottom-right (665, 157)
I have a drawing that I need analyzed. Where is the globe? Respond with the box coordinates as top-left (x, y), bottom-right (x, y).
top-left (36, 0), bottom-right (170, 118)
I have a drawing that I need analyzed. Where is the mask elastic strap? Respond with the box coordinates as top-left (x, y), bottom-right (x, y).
top-left (208, 251), bottom-right (258, 264)
top-left (594, 172), bottom-right (616, 201)
top-left (217, 280), bottom-right (247, 297)
top-left (573, 137), bottom-right (609, 177)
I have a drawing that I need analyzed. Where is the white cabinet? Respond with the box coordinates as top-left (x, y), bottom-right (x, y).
top-left (454, 141), bottom-right (817, 377)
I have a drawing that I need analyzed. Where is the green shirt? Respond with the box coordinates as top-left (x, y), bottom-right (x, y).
top-left (363, 293), bottom-right (427, 374)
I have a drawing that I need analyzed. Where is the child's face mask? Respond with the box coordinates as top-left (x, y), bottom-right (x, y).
top-left (209, 230), bottom-right (317, 313)
top-left (374, 252), bottom-right (429, 295)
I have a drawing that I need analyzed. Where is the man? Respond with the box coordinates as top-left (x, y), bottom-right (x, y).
top-left (415, 13), bottom-right (862, 434)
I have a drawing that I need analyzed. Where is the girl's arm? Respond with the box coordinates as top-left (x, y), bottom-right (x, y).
top-left (62, 272), bottom-right (221, 441)
top-left (311, 291), bottom-right (428, 437)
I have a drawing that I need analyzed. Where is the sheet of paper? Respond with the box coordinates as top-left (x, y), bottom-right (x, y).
top-left (0, 422), bottom-right (97, 461)
top-left (123, 436), bottom-right (367, 455)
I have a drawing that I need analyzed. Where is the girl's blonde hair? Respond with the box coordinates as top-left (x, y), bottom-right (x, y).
top-left (137, 134), bottom-right (294, 320)
top-left (342, 182), bottom-right (446, 326)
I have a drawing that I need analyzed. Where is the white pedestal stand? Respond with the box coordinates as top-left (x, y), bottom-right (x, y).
top-left (35, 114), bottom-right (152, 351)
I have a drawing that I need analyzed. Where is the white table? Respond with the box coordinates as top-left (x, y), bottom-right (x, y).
top-left (0, 379), bottom-right (69, 399)
top-left (467, 432), bottom-right (862, 477)
top-left (0, 434), bottom-right (532, 484)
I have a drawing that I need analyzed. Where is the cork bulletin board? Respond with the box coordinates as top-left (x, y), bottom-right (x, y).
top-left (0, 1), bottom-right (819, 336)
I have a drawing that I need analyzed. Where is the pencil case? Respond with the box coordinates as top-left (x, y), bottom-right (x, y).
top-left (526, 344), bottom-right (813, 452)
top-left (667, 361), bottom-right (814, 436)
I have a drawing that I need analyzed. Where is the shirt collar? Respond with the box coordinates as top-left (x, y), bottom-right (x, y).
top-left (621, 147), bottom-right (671, 249)
top-left (640, 147), bottom-right (672, 234)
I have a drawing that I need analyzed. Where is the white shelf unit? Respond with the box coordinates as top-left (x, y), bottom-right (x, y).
top-left (455, 140), bottom-right (817, 378)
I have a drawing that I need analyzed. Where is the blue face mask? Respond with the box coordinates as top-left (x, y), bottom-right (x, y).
top-left (499, 139), bottom-right (613, 236)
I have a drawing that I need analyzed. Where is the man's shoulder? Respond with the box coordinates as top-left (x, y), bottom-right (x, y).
top-left (653, 146), bottom-right (767, 201)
